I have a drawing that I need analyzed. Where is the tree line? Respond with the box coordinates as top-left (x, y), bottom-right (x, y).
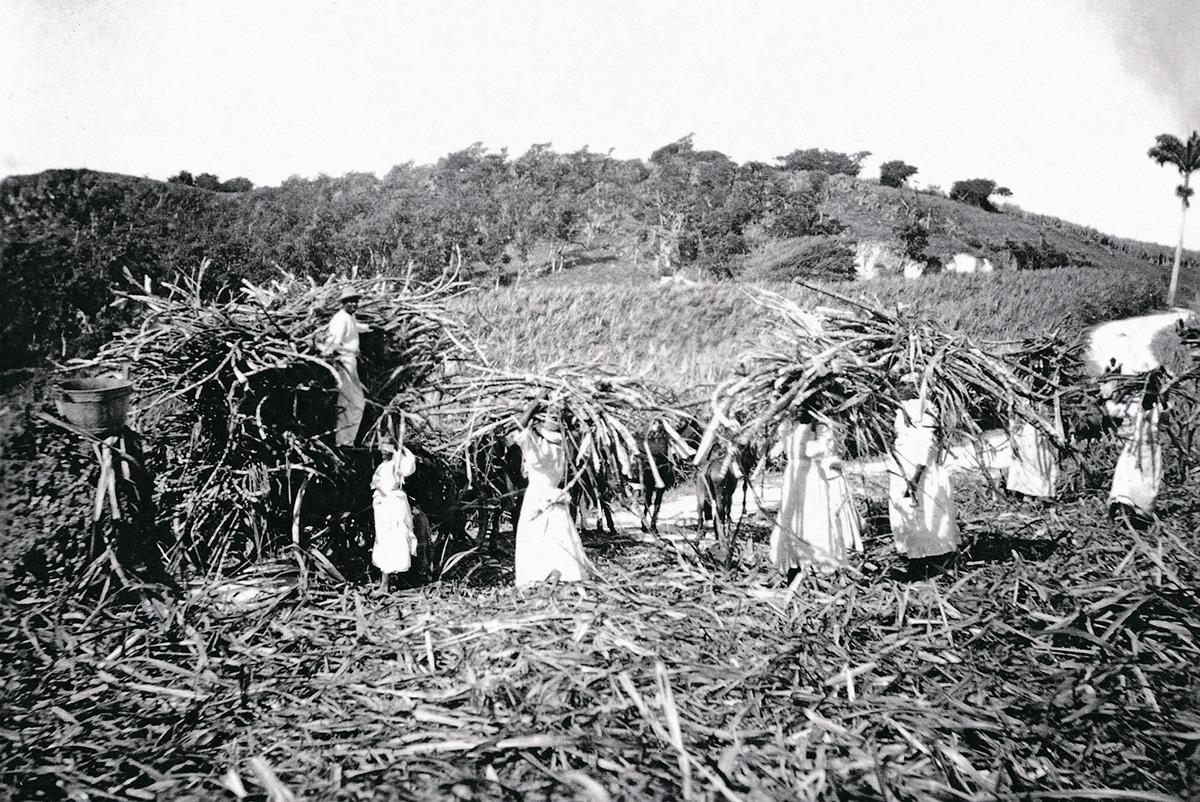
top-left (2, 136), bottom-right (1023, 370)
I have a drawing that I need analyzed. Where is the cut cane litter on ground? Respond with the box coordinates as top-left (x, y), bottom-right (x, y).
top-left (3, 263), bottom-right (1200, 801)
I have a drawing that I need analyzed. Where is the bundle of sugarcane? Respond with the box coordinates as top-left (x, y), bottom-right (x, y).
top-left (706, 286), bottom-right (1052, 457)
top-left (106, 260), bottom-right (478, 412)
top-left (89, 261), bottom-right (476, 575)
top-left (995, 331), bottom-right (1092, 441)
top-left (1092, 362), bottom-right (1200, 480)
top-left (424, 363), bottom-right (691, 495)
top-left (998, 332), bottom-right (1088, 400)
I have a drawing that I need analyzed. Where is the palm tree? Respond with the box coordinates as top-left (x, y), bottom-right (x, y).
top-left (1148, 131), bottom-right (1200, 307)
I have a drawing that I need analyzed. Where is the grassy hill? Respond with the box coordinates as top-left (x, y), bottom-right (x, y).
top-left (814, 174), bottom-right (1177, 273)
top-left (454, 265), bottom-right (1170, 399)
top-left (448, 169), bottom-right (1193, 397)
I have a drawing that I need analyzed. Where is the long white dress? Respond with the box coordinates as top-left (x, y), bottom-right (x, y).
top-left (888, 399), bottom-right (960, 558)
top-left (1109, 400), bottom-right (1163, 517)
top-left (1006, 415), bottom-right (1061, 499)
top-left (326, 308), bottom-right (368, 446)
top-left (769, 423), bottom-right (863, 572)
top-left (512, 426), bottom-right (590, 586)
top-left (372, 447), bottom-right (417, 573)
top-left (826, 432), bottom-right (865, 556)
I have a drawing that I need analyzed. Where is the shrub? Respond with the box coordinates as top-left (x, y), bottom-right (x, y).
top-left (950, 178), bottom-right (1012, 211)
top-left (879, 160), bottom-right (918, 188)
top-left (1006, 238), bottom-right (1071, 270)
top-left (777, 148), bottom-right (871, 177)
top-left (893, 221), bottom-right (930, 262)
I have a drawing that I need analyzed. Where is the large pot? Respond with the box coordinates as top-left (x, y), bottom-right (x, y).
top-left (55, 377), bottom-right (134, 433)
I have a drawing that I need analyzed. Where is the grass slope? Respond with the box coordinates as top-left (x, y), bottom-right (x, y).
top-left (455, 266), bottom-right (1168, 398)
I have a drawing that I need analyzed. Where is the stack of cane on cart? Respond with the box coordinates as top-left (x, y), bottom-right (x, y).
top-left (89, 261), bottom-right (474, 580)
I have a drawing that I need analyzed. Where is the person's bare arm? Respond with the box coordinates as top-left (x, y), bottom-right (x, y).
top-left (517, 389), bottom-right (550, 429)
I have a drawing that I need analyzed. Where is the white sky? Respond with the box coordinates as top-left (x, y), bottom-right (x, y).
top-left (2, 0), bottom-right (1197, 250)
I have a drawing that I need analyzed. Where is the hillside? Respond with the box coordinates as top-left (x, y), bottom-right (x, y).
top-left (2, 151), bottom-right (1195, 373)
top-left (817, 174), bottom-right (1178, 272)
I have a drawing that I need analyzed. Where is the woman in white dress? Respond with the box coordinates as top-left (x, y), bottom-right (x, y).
top-left (511, 398), bottom-right (590, 586)
top-left (1006, 406), bottom-right (1062, 501)
top-left (372, 436), bottom-right (417, 590)
top-left (1108, 369), bottom-right (1166, 529)
top-left (770, 418), bottom-right (863, 580)
top-left (888, 396), bottom-right (960, 561)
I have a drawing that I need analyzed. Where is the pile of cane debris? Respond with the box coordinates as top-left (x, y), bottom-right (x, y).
top-left (3, 485), bottom-right (1198, 801)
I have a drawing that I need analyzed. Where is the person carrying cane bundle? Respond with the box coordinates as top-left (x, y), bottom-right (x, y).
top-left (510, 392), bottom-right (591, 587)
top-left (372, 424), bottom-right (418, 591)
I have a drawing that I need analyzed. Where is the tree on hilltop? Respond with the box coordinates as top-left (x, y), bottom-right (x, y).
top-left (949, 178), bottom-right (1011, 212)
top-left (194, 173), bottom-right (223, 191)
top-left (649, 134), bottom-right (697, 165)
top-left (643, 136), bottom-right (744, 273)
top-left (776, 148), bottom-right (871, 177)
top-left (1148, 130), bottom-right (1200, 307)
top-left (879, 160), bottom-right (918, 188)
top-left (220, 177), bottom-right (254, 193)
top-left (429, 143), bottom-right (511, 273)
top-left (167, 171), bottom-right (253, 192)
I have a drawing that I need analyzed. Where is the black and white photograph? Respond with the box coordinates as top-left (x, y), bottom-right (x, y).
top-left (2, 1), bottom-right (1199, 799)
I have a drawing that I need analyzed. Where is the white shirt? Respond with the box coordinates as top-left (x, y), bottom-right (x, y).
top-left (327, 309), bottom-right (367, 358)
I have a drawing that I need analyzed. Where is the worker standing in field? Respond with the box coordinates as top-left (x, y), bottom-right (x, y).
top-left (324, 287), bottom-right (370, 446)
top-left (888, 383), bottom-right (960, 567)
top-left (1108, 367), bottom-right (1166, 530)
top-left (769, 416), bottom-right (862, 583)
top-left (510, 394), bottom-right (591, 586)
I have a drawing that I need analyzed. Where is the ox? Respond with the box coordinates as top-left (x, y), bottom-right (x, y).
top-left (466, 423), bottom-right (622, 550)
top-left (464, 434), bottom-right (526, 554)
top-left (566, 458), bottom-right (621, 538)
top-left (560, 411), bottom-right (623, 538)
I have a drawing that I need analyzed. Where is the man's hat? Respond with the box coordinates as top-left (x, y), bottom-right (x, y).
top-left (339, 287), bottom-right (362, 303)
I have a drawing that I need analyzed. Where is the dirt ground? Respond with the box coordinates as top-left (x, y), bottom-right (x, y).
top-left (596, 429), bottom-right (1013, 536)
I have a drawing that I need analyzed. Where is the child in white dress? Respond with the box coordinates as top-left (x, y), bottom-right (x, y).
top-left (770, 419), bottom-right (863, 580)
top-left (372, 437), bottom-right (417, 589)
top-left (1108, 369), bottom-right (1166, 529)
top-left (1006, 409), bottom-right (1062, 501)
